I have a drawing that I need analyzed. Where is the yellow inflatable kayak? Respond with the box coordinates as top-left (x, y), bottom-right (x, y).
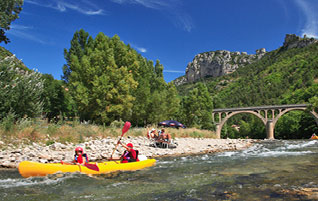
top-left (18, 159), bottom-right (156, 178)
top-left (311, 136), bottom-right (318, 140)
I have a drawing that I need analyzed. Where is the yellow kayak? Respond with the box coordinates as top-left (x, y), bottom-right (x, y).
top-left (311, 136), bottom-right (318, 140)
top-left (18, 159), bottom-right (156, 178)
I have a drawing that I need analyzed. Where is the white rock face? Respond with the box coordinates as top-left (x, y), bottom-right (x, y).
top-left (283, 34), bottom-right (317, 50)
top-left (185, 49), bottom-right (266, 83)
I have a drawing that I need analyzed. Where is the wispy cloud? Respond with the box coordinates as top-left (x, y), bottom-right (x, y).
top-left (164, 70), bottom-right (184, 73)
top-left (130, 43), bottom-right (147, 53)
top-left (8, 24), bottom-right (48, 44)
top-left (111, 0), bottom-right (168, 9)
top-left (25, 0), bottom-right (105, 15)
top-left (111, 0), bottom-right (194, 32)
top-left (294, 0), bottom-right (318, 38)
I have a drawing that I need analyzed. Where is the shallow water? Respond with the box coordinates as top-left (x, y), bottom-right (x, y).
top-left (1, 140), bottom-right (318, 200)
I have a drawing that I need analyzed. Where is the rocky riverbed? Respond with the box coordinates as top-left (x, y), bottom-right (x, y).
top-left (0, 137), bottom-right (257, 168)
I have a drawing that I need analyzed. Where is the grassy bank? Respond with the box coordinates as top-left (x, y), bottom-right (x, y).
top-left (0, 119), bottom-right (216, 146)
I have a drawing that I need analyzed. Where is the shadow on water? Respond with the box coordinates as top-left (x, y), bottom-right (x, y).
top-left (0, 140), bottom-right (318, 200)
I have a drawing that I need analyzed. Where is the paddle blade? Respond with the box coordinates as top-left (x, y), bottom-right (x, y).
top-left (85, 163), bottom-right (99, 171)
top-left (122, 121), bottom-right (131, 135)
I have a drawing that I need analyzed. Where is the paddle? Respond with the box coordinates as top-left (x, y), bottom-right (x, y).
top-left (84, 163), bottom-right (99, 171)
top-left (61, 161), bottom-right (99, 171)
top-left (110, 121), bottom-right (131, 159)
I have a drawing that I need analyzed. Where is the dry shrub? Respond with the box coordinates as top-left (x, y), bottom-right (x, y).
top-left (17, 127), bottom-right (44, 142)
top-left (0, 122), bottom-right (217, 145)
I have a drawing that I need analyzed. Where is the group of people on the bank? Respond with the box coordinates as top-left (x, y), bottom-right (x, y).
top-left (147, 128), bottom-right (172, 142)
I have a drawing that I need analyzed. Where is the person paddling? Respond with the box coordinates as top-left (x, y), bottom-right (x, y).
top-left (73, 147), bottom-right (89, 165)
top-left (119, 142), bottom-right (139, 163)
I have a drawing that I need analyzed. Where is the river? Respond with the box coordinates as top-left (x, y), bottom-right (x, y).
top-left (0, 140), bottom-right (318, 200)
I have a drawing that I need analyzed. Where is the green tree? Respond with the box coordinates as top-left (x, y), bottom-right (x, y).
top-left (181, 83), bottom-right (213, 129)
top-left (0, 55), bottom-right (43, 119)
top-left (0, 0), bottom-right (23, 44)
top-left (64, 31), bottom-right (137, 124)
top-left (42, 74), bottom-right (71, 122)
top-left (309, 96), bottom-right (318, 110)
top-left (62, 29), bottom-right (94, 83)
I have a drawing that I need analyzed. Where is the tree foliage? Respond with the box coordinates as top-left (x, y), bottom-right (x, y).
top-left (63, 29), bottom-right (182, 126)
top-left (179, 83), bottom-right (213, 129)
top-left (0, 0), bottom-right (23, 44)
top-left (0, 55), bottom-right (43, 119)
top-left (42, 74), bottom-right (74, 122)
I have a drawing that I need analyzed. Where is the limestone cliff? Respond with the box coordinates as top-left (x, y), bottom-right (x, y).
top-left (174, 48), bottom-right (266, 86)
top-left (282, 34), bottom-right (317, 50)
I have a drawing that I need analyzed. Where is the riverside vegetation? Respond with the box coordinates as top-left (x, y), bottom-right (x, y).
top-left (2, 32), bottom-right (318, 140)
top-left (1, 0), bottom-right (318, 141)
top-left (0, 118), bottom-right (216, 145)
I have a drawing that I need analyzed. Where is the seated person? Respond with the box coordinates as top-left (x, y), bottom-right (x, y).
top-left (73, 147), bottom-right (89, 165)
top-left (158, 128), bottom-right (171, 142)
top-left (119, 142), bottom-right (139, 163)
top-left (147, 128), bottom-right (159, 139)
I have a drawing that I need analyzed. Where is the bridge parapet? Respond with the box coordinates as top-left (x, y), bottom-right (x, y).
top-left (213, 104), bottom-right (309, 113)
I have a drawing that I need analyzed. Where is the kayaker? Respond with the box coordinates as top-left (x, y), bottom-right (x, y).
top-left (119, 142), bottom-right (139, 163)
top-left (74, 147), bottom-right (89, 165)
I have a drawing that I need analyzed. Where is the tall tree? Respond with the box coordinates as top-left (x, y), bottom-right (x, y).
top-left (181, 83), bottom-right (213, 129)
top-left (64, 31), bottom-right (137, 124)
top-left (62, 29), bottom-right (93, 83)
top-left (42, 74), bottom-right (71, 122)
top-left (0, 55), bottom-right (43, 119)
top-left (0, 0), bottom-right (23, 44)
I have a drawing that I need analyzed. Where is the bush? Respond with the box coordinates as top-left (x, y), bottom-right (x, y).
top-left (110, 120), bottom-right (124, 128)
top-left (16, 117), bottom-right (32, 130)
top-left (0, 112), bottom-right (15, 132)
top-left (0, 56), bottom-right (44, 120)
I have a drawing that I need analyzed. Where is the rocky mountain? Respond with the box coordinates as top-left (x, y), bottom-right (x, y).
top-left (282, 34), bottom-right (317, 50)
top-left (174, 34), bottom-right (317, 86)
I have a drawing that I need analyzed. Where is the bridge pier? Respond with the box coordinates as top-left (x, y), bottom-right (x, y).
top-left (266, 120), bottom-right (275, 139)
top-left (215, 124), bottom-right (221, 139)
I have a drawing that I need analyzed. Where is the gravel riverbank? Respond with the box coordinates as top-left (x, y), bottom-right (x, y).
top-left (0, 137), bottom-right (258, 168)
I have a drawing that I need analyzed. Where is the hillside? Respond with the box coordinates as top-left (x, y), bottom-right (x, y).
top-left (0, 46), bottom-right (29, 71)
top-left (176, 34), bottom-right (318, 139)
top-left (177, 34), bottom-right (318, 108)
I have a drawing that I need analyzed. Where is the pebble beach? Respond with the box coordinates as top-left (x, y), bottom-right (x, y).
top-left (0, 137), bottom-right (257, 168)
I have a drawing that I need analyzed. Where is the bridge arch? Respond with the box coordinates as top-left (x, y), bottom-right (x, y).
top-left (215, 111), bottom-right (266, 139)
top-left (272, 108), bottom-right (318, 131)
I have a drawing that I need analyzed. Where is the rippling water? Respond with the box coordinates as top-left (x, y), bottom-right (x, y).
top-left (1, 140), bottom-right (318, 200)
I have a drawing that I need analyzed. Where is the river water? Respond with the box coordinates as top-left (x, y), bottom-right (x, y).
top-left (0, 140), bottom-right (318, 200)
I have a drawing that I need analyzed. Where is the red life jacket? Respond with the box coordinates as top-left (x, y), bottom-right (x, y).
top-left (121, 149), bottom-right (139, 163)
top-left (74, 153), bottom-right (89, 164)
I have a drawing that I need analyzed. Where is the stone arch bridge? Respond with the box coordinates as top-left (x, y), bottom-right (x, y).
top-left (212, 104), bottom-right (318, 139)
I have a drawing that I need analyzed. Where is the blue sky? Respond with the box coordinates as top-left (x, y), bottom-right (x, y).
top-left (3, 0), bottom-right (318, 82)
